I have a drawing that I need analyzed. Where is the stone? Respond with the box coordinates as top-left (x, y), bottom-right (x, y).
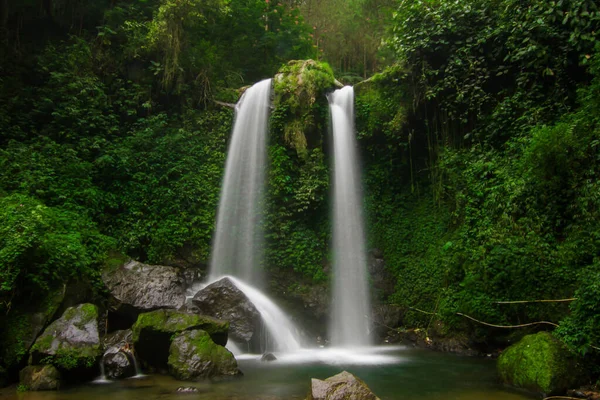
top-left (19, 365), bottom-right (61, 391)
top-left (132, 309), bottom-right (229, 371)
top-left (31, 303), bottom-right (101, 374)
top-left (261, 353), bottom-right (277, 362)
top-left (497, 332), bottom-right (587, 395)
top-left (176, 386), bottom-right (199, 393)
top-left (103, 350), bottom-right (135, 380)
top-left (307, 371), bottom-right (380, 400)
top-left (192, 277), bottom-right (261, 345)
top-left (102, 260), bottom-right (187, 320)
top-left (102, 329), bottom-right (137, 379)
top-left (168, 330), bottom-right (241, 380)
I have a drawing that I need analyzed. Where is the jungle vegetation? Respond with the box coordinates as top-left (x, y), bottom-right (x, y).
top-left (0, 0), bottom-right (599, 368)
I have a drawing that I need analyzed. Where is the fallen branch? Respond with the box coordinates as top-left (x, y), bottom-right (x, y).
top-left (495, 298), bottom-right (577, 305)
top-left (408, 306), bottom-right (438, 316)
top-left (456, 313), bottom-right (559, 328)
top-left (214, 100), bottom-right (236, 109)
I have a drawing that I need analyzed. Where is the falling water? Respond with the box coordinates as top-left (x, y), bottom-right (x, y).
top-left (209, 79), bottom-right (272, 284)
top-left (328, 86), bottom-right (372, 347)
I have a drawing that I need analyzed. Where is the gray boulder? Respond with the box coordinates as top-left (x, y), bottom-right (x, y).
top-left (192, 277), bottom-right (261, 344)
top-left (103, 350), bottom-right (135, 379)
top-left (102, 330), bottom-right (137, 379)
top-left (31, 303), bottom-right (101, 374)
top-left (307, 371), bottom-right (380, 400)
top-left (102, 260), bottom-right (187, 319)
top-left (19, 365), bottom-right (61, 391)
top-left (168, 330), bottom-right (241, 380)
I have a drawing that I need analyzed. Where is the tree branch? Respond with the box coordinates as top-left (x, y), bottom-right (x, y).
top-left (214, 100), bottom-right (236, 109)
top-left (456, 313), bottom-right (559, 328)
top-left (495, 298), bottom-right (577, 304)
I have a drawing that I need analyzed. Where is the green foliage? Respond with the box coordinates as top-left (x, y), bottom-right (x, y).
top-left (0, 194), bottom-right (113, 313)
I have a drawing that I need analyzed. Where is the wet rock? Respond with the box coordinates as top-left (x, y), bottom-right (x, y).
top-left (31, 303), bottom-right (101, 377)
top-left (103, 350), bottom-right (135, 379)
top-left (176, 386), bottom-right (199, 393)
top-left (168, 330), bottom-right (241, 380)
top-left (102, 260), bottom-right (187, 320)
top-left (192, 277), bottom-right (261, 345)
top-left (261, 353), bottom-right (277, 362)
top-left (132, 309), bottom-right (229, 371)
top-left (497, 332), bottom-right (587, 395)
top-left (307, 371), bottom-right (380, 400)
top-left (372, 304), bottom-right (402, 339)
top-left (19, 365), bottom-right (61, 391)
top-left (103, 329), bottom-right (133, 350)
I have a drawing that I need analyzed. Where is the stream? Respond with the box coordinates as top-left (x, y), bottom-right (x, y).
top-left (0, 346), bottom-right (534, 400)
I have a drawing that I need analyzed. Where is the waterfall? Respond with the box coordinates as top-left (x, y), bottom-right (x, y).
top-left (209, 79), bottom-right (272, 284)
top-left (203, 79), bottom-right (303, 353)
top-left (328, 86), bottom-right (372, 347)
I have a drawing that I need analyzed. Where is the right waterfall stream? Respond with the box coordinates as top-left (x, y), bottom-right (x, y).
top-left (328, 86), bottom-right (373, 348)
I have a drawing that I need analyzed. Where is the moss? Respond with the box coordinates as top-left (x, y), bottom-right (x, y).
top-left (273, 59), bottom-right (336, 156)
top-left (131, 309), bottom-right (229, 342)
top-left (168, 330), bottom-right (238, 380)
top-left (497, 332), bottom-right (586, 395)
top-left (102, 251), bottom-right (129, 273)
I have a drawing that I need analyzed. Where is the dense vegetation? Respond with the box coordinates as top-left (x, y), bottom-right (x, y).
top-left (1, 0), bottom-right (600, 381)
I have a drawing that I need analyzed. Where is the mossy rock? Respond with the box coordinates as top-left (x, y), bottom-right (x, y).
top-left (273, 59), bottom-right (336, 155)
top-left (19, 365), bottom-right (61, 391)
top-left (497, 332), bottom-right (587, 395)
top-left (132, 310), bottom-right (229, 372)
top-left (31, 303), bottom-right (101, 374)
top-left (168, 330), bottom-right (240, 380)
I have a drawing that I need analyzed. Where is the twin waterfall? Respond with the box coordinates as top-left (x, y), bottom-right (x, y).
top-left (329, 87), bottom-right (372, 347)
top-left (207, 79), bottom-right (371, 353)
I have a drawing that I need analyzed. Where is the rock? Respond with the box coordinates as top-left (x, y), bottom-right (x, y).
top-left (372, 304), bottom-right (402, 339)
top-left (497, 332), bottom-right (587, 395)
top-left (19, 365), bottom-right (61, 391)
top-left (31, 303), bottom-right (101, 376)
top-left (0, 286), bottom-right (65, 375)
top-left (192, 277), bottom-right (261, 345)
top-left (176, 386), bottom-right (199, 393)
top-left (307, 371), bottom-right (380, 400)
top-left (101, 329), bottom-right (137, 378)
top-left (168, 330), bottom-right (241, 380)
top-left (261, 353), bottom-right (277, 362)
top-left (132, 309), bottom-right (229, 371)
top-left (102, 260), bottom-right (187, 321)
top-left (103, 350), bottom-right (135, 380)
top-left (103, 329), bottom-right (133, 350)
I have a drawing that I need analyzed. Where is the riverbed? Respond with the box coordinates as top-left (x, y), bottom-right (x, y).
top-left (0, 346), bottom-right (534, 400)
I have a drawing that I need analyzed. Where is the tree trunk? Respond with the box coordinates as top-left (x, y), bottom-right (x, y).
top-left (1, 0), bottom-right (8, 33)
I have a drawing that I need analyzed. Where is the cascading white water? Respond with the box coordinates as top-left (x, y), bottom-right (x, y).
top-left (211, 275), bottom-right (302, 352)
top-left (209, 79), bottom-right (272, 284)
top-left (328, 86), bottom-right (372, 347)
top-left (202, 79), bottom-right (303, 353)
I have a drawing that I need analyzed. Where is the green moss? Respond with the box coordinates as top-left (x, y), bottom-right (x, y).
top-left (497, 332), bottom-right (586, 395)
top-left (273, 59), bottom-right (336, 156)
top-left (102, 251), bottom-right (129, 273)
top-left (16, 384), bottom-right (29, 393)
top-left (132, 309), bottom-right (229, 342)
top-left (168, 330), bottom-right (238, 380)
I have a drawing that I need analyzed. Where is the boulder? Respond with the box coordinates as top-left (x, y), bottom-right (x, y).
top-left (102, 260), bottom-right (187, 320)
top-left (31, 303), bottom-right (101, 376)
top-left (19, 365), bottom-right (61, 391)
top-left (497, 332), bottom-right (587, 395)
top-left (103, 350), bottom-right (135, 380)
top-left (168, 330), bottom-right (241, 380)
top-left (101, 330), bottom-right (137, 379)
top-left (261, 353), bottom-right (277, 362)
top-left (307, 371), bottom-right (380, 400)
top-left (132, 309), bottom-right (229, 371)
top-left (192, 277), bottom-right (261, 344)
